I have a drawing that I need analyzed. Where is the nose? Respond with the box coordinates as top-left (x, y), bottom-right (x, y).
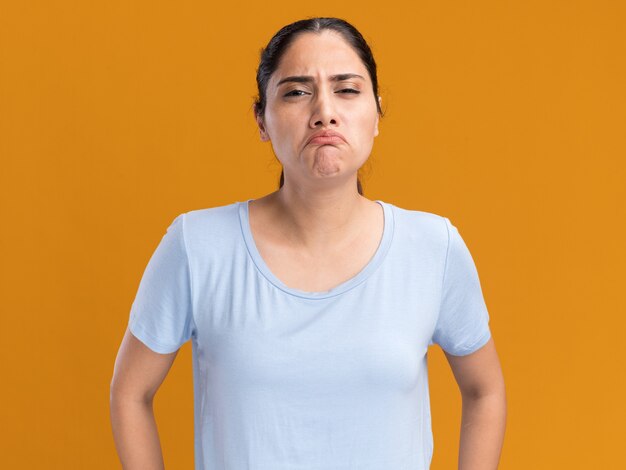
top-left (309, 90), bottom-right (338, 128)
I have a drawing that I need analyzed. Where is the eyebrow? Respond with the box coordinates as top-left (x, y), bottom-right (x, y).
top-left (276, 73), bottom-right (365, 87)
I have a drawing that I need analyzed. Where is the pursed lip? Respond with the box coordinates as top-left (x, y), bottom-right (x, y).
top-left (306, 130), bottom-right (347, 146)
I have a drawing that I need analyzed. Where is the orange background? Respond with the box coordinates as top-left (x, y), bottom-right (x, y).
top-left (1, 1), bottom-right (624, 469)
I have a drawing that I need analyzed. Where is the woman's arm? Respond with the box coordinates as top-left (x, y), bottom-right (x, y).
top-left (444, 337), bottom-right (507, 470)
top-left (110, 327), bottom-right (179, 470)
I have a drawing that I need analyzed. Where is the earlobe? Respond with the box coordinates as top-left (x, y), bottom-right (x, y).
top-left (256, 116), bottom-right (270, 142)
top-left (374, 96), bottom-right (381, 137)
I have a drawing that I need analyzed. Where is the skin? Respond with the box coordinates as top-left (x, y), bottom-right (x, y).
top-left (110, 29), bottom-right (506, 469)
top-left (446, 339), bottom-right (507, 469)
top-left (110, 329), bottom-right (176, 469)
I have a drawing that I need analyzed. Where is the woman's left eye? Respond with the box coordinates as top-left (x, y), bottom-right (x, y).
top-left (336, 88), bottom-right (360, 94)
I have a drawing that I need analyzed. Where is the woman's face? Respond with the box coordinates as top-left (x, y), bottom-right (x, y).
top-left (258, 30), bottom-right (380, 189)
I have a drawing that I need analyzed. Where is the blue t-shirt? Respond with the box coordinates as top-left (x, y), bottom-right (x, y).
top-left (128, 199), bottom-right (491, 470)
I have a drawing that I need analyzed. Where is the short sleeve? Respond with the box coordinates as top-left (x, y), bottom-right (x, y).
top-left (128, 213), bottom-right (195, 354)
top-left (430, 217), bottom-right (491, 356)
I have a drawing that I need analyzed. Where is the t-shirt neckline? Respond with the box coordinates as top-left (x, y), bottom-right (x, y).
top-left (238, 198), bottom-right (394, 300)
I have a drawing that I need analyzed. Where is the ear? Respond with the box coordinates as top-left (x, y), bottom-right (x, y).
top-left (256, 114), bottom-right (270, 142)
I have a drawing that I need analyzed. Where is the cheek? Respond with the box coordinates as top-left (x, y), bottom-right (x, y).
top-left (351, 99), bottom-right (379, 133)
top-left (265, 106), bottom-right (301, 136)
top-left (354, 111), bottom-right (379, 139)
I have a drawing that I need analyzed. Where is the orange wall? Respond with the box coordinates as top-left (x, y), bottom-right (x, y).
top-left (1, 1), bottom-right (624, 468)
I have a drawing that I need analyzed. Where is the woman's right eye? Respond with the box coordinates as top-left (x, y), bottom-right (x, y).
top-left (284, 90), bottom-right (307, 97)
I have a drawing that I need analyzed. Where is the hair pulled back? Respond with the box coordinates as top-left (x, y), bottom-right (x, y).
top-left (254, 17), bottom-right (382, 196)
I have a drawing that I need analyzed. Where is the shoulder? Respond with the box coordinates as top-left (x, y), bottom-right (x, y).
top-left (176, 200), bottom-right (243, 245)
top-left (385, 201), bottom-right (449, 247)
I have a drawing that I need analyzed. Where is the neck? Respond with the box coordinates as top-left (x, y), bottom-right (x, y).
top-left (267, 185), bottom-right (368, 251)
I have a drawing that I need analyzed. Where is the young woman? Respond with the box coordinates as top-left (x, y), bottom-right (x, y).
top-left (110, 17), bottom-right (506, 470)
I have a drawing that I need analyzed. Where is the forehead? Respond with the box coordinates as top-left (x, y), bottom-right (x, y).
top-left (272, 31), bottom-right (369, 82)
